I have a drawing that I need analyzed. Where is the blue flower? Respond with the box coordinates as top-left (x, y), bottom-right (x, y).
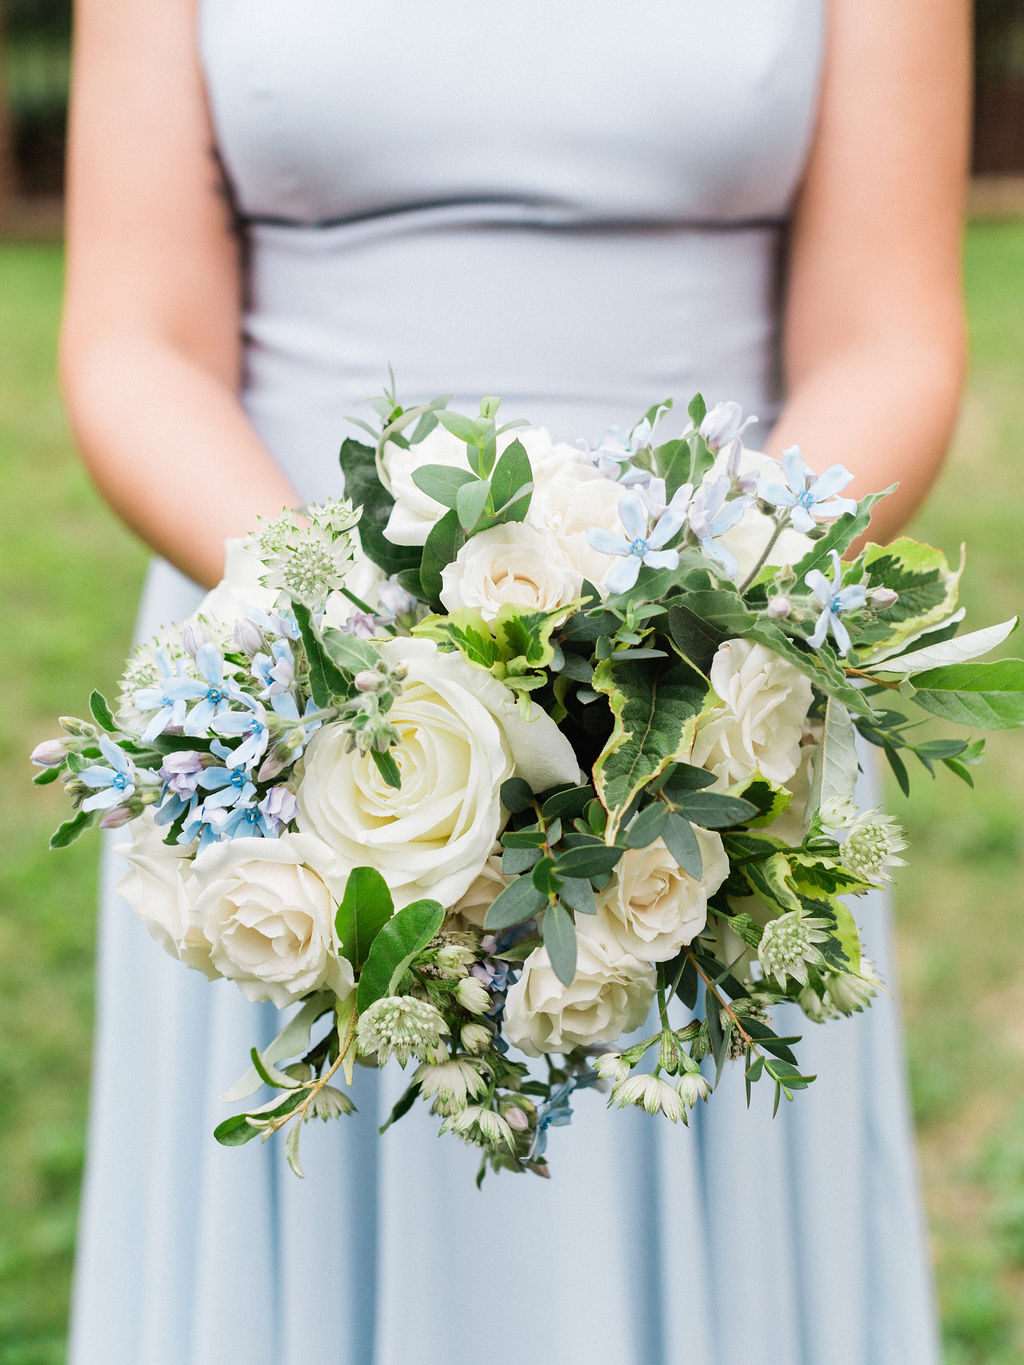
top-left (182, 643), bottom-right (234, 737)
top-left (134, 649), bottom-right (204, 743)
top-left (78, 736), bottom-right (139, 812)
top-left (251, 639), bottom-right (295, 699)
top-left (215, 799), bottom-right (277, 840)
top-left (178, 803), bottom-right (226, 851)
top-left (530, 1072), bottom-right (599, 1159)
top-left (212, 693), bottom-right (270, 768)
top-left (757, 446), bottom-right (857, 534)
top-left (699, 400), bottom-right (757, 452)
top-left (194, 740), bottom-right (257, 810)
top-left (687, 477), bottom-right (750, 578)
top-left (587, 419), bottom-right (655, 483)
top-left (805, 550), bottom-right (868, 655)
top-left (586, 488), bottom-right (691, 594)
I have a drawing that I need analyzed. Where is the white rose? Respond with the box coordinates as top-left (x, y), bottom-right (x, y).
top-left (689, 638), bottom-right (814, 787)
top-left (449, 855), bottom-right (508, 930)
top-left (381, 425), bottom-right (475, 546)
top-left (440, 522), bottom-right (582, 623)
top-left (591, 830), bottom-right (730, 962)
top-left (116, 814), bottom-right (217, 977)
top-left (190, 832), bottom-right (354, 1008)
top-left (527, 458), bottom-right (627, 589)
top-left (295, 638), bottom-right (579, 909)
top-left (503, 918), bottom-right (656, 1057)
top-left (707, 448), bottom-right (814, 582)
top-left (196, 536), bottom-right (277, 627)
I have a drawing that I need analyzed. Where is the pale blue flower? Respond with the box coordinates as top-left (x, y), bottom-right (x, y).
top-left (159, 750), bottom-right (205, 798)
top-left (134, 648), bottom-right (202, 743)
top-left (376, 576), bottom-right (419, 620)
top-left (699, 400), bottom-right (757, 451)
top-left (212, 693), bottom-right (270, 767)
top-left (805, 550), bottom-right (868, 655)
top-left (216, 799), bottom-right (277, 840)
top-left (247, 607), bottom-right (300, 641)
top-left (757, 446), bottom-right (857, 534)
top-left (687, 477), bottom-right (750, 578)
top-left (178, 803), bottom-right (227, 851)
top-left (588, 420), bottom-right (654, 483)
top-left (252, 640), bottom-right (295, 698)
top-left (586, 490), bottom-right (690, 594)
top-left (530, 1072), bottom-right (599, 1159)
top-left (79, 736), bottom-right (139, 812)
top-left (182, 643), bottom-right (233, 737)
top-left (258, 785), bottom-right (298, 835)
top-left (195, 739), bottom-right (257, 809)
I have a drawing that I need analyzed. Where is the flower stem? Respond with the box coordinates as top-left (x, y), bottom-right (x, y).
top-left (736, 513), bottom-right (786, 595)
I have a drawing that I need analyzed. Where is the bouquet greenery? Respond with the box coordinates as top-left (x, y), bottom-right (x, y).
top-left (34, 386), bottom-right (1024, 1181)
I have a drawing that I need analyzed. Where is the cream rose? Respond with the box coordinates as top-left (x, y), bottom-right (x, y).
top-left (116, 814), bottom-right (217, 977)
top-left (448, 855), bottom-right (509, 930)
top-left (707, 447), bottom-right (814, 582)
top-left (503, 918), bottom-right (656, 1057)
top-left (527, 458), bottom-right (627, 588)
top-left (197, 536), bottom-right (277, 627)
top-left (689, 638), bottom-right (814, 787)
top-left (591, 830), bottom-right (729, 962)
top-left (295, 638), bottom-right (578, 909)
top-left (439, 522), bottom-right (582, 623)
top-left (190, 832), bottom-right (354, 1008)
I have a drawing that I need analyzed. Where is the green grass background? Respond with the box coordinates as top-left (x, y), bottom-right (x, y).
top-left (1, 227), bottom-right (1023, 1363)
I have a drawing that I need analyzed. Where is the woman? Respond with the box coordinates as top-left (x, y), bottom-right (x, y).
top-left (60, 2), bottom-right (969, 1362)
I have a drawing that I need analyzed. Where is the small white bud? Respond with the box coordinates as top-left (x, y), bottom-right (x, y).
top-left (30, 738), bottom-right (69, 767)
top-left (766, 595), bottom-right (793, 620)
top-left (354, 670), bottom-right (385, 693)
top-left (869, 586), bottom-right (899, 609)
top-left (455, 977), bottom-right (491, 1015)
top-left (460, 1023), bottom-right (492, 1054)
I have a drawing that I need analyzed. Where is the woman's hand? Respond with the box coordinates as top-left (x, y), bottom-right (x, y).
top-left (769, 0), bottom-right (970, 544)
top-left (61, 0), bottom-right (303, 589)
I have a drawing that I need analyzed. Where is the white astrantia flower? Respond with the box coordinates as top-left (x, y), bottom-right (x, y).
top-left (356, 995), bottom-right (450, 1067)
top-left (413, 1058), bottom-right (488, 1112)
top-left (439, 522), bottom-right (583, 623)
top-left (503, 918), bottom-right (656, 1057)
top-left (591, 831), bottom-right (730, 962)
top-left (295, 638), bottom-right (578, 909)
top-left (838, 810), bottom-right (907, 885)
top-left (610, 1074), bottom-right (686, 1122)
top-left (676, 1072), bottom-right (712, 1107)
top-left (189, 832), bottom-right (354, 1008)
top-left (116, 813), bottom-right (217, 978)
top-left (440, 1104), bottom-right (517, 1150)
top-left (455, 977), bottom-right (491, 1015)
top-left (689, 638), bottom-right (814, 788)
top-left (757, 910), bottom-right (832, 989)
top-left (594, 1052), bottom-right (630, 1083)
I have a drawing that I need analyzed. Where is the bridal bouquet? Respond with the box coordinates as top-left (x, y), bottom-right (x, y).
top-left (34, 388), bottom-right (1024, 1180)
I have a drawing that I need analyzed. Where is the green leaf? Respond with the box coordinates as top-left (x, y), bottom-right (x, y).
top-left (500, 777), bottom-right (534, 813)
top-left (541, 785), bottom-right (593, 820)
top-left (662, 813), bottom-right (703, 878)
top-left (741, 850), bottom-right (802, 913)
top-left (339, 437), bottom-right (423, 576)
top-left (730, 777), bottom-right (792, 830)
top-left (285, 1122), bottom-right (305, 1178)
top-left (686, 392), bottom-right (707, 427)
top-left (542, 902), bottom-right (577, 985)
top-left (554, 843), bottom-right (624, 879)
top-left (905, 658), bottom-right (1024, 729)
top-left (356, 898), bottom-right (446, 1011)
top-left (414, 609), bottom-right (501, 670)
top-left (321, 628), bottom-right (381, 676)
top-left (370, 748), bottom-right (402, 789)
top-left (219, 994), bottom-right (334, 1102)
top-left (436, 409), bottom-right (486, 445)
top-left (410, 462), bottom-right (477, 509)
top-left (661, 762), bottom-right (718, 795)
top-left (806, 696), bottom-right (858, 824)
top-left (791, 488), bottom-right (891, 578)
top-left (654, 440), bottom-right (695, 502)
top-left (502, 845), bottom-right (543, 875)
top-left (293, 601), bottom-right (349, 706)
top-left (484, 875), bottom-right (547, 931)
top-left (33, 765), bottom-right (61, 786)
top-left (213, 1114), bottom-right (263, 1147)
top-left (49, 809), bottom-right (95, 849)
top-left (830, 901), bottom-right (863, 975)
top-left (379, 1081), bottom-right (422, 1134)
top-left (492, 602), bottom-right (567, 670)
top-left (489, 438), bottom-right (533, 522)
top-left (456, 478), bottom-right (492, 533)
top-left (591, 659), bottom-right (709, 840)
top-left (622, 803), bottom-right (669, 848)
top-left (666, 603), bottom-right (727, 675)
top-left (558, 877), bottom-right (596, 915)
top-left (674, 791), bottom-right (757, 828)
top-left (419, 507), bottom-right (466, 602)
top-left (531, 857), bottom-right (562, 896)
top-left (335, 867), bottom-right (395, 970)
top-left (248, 1046), bottom-right (303, 1091)
top-left (852, 537), bottom-right (962, 659)
top-left (89, 690), bottom-right (116, 731)
top-left (747, 619), bottom-right (874, 716)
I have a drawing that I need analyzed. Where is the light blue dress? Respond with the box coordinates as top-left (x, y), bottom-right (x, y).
top-left (69, 4), bottom-right (941, 1362)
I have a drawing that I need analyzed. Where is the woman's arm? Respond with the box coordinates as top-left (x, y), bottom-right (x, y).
top-left (767, 0), bottom-right (971, 543)
top-left (61, 0), bottom-right (303, 590)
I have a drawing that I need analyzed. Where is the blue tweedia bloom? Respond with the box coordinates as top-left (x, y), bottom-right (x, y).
top-left (78, 736), bottom-right (139, 813)
top-left (805, 549), bottom-right (868, 655)
top-left (757, 446), bottom-right (857, 534)
top-left (686, 476), bottom-right (750, 579)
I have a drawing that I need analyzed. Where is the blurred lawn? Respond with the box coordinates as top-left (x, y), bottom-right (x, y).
top-left (1, 226), bottom-right (1024, 1362)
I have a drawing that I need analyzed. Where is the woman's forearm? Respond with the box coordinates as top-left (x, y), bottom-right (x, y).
top-left (764, 330), bottom-right (966, 545)
top-left (61, 331), bottom-right (303, 590)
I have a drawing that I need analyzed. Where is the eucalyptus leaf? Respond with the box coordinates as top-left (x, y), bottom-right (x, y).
top-left (542, 902), bottom-right (577, 985)
top-left (554, 844), bottom-right (624, 879)
top-left (456, 478), bottom-right (492, 533)
top-left (558, 876), bottom-right (597, 915)
top-left (662, 812), bottom-right (703, 878)
top-left (410, 462), bottom-right (476, 510)
top-left (484, 875), bottom-right (547, 931)
top-left (419, 507), bottom-right (466, 601)
top-left (489, 438), bottom-right (533, 523)
top-left (622, 803), bottom-right (669, 848)
top-left (674, 791), bottom-right (757, 828)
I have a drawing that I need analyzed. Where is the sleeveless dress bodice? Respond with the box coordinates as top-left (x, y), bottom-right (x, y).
top-left (68, 7), bottom-right (942, 1364)
top-left (199, 0), bottom-right (822, 498)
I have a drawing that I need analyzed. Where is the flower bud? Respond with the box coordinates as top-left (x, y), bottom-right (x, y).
top-left (460, 1022), bottom-right (492, 1054)
top-left (181, 619), bottom-right (212, 658)
top-left (699, 400), bottom-right (756, 452)
top-left (307, 1084), bottom-right (356, 1121)
top-left (234, 616), bottom-right (266, 656)
top-left (354, 670), bottom-right (385, 693)
top-left (766, 595), bottom-right (793, 620)
top-left (869, 586), bottom-right (899, 609)
top-left (455, 976), bottom-right (491, 1015)
top-left (99, 804), bottom-right (135, 829)
top-left (60, 716), bottom-right (98, 739)
top-left (30, 738), bottom-right (69, 768)
top-left (504, 1105), bottom-right (530, 1131)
